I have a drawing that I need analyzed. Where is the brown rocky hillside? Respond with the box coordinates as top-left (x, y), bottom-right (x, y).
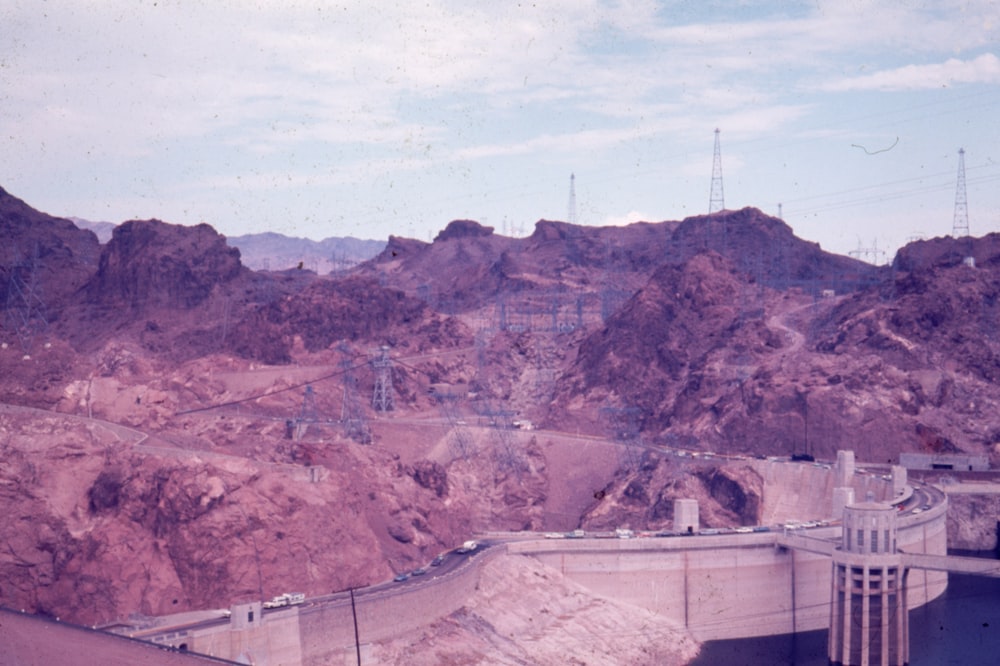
top-left (1, 183), bottom-right (997, 651)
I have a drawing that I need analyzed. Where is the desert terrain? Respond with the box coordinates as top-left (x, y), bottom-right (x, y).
top-left (3, 184), bottom-right (1000, 662)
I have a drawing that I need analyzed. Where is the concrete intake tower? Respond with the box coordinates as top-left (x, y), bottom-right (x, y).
top-left (828, 501), bottom-right (907, 666)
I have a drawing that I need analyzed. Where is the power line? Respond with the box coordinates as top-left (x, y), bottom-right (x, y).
top-left (173, 358), bottom-right (368, 416)
top-left (784, 172), bottom-right (1000, 218)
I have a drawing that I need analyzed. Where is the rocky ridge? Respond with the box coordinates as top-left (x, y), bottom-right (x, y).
top-left (1, 184), bottom-right (998, 652)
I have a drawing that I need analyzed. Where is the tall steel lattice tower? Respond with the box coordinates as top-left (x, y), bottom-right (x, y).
top-left (371, 345), bottom-right (394, 413)
top-left (709, 128), bottom-right (725, 214)
top-left (338, 343), bottom-right (372, 444)
top-left (567, 173), bottom-right (578, 224)
top-left (952, 148), bottom-right (970, 238)
top-left (5, 244), bottom-right (48, 355)
top-left (299, 385), bottom-right (319, 423)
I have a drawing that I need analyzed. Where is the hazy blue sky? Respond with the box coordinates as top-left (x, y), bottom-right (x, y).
top-left (2, 1), bottom-right (998, 260)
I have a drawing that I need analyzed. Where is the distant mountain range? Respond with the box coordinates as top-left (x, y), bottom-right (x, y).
top-left (70, 218), bottom-right (385, 273)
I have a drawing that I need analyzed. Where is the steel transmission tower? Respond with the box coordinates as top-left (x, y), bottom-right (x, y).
top-left (952, 148), bottom-right (970, 238)
top-left (290, 385), bottom-right (320, 441)
top-left (709, 128), bottom-right (725, 213)
top-left (299, 385), bottom-right (319, 422)
top-left (567, 173), bottom-right (578, 225)
top-left (4, 244), bottom-right (48, 355)
top-left (371, 345), bottom-right (394, 412)
top-left (338, 343), bottom-right (371, 444)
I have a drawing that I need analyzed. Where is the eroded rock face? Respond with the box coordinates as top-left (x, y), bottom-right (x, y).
top-left (580, 453), bottom-right (764, 530)
top-left (409, 460), bottom-right (448, 498)
top-left (434, 219), bottom-right (494, 242)
top-left (87, 220), bottom-right (244, 311)
top-left (946, 493), bottom-right (1000, 551)
top-left (0, 409), bottom-right (479, 625)
top-left (0, 185), bottom-right (101, 307)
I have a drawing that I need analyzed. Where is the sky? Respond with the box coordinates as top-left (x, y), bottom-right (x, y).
top-left (2, 1), bottom-right (999, 261)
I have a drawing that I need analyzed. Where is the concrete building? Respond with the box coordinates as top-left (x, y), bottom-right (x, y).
top-left (828, 502), bottom-right (907, 666)
top-left (899, 452), bottom-right (989, 472)
top-left (674, 498), bottom-right (699, 534)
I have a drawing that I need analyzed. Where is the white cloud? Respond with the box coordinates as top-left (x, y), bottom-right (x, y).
top-left (603, 210), bottom-right (655, 226)
top-left (822, 53), bottom-right (1000, 91)
top-left (3, 1), bottom-right (1000, 246)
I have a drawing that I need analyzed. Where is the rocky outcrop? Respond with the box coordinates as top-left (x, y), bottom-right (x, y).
top-left (434, 219), bottom-right (494, 242)
top-left (0, 407), bottom-right (477, 624)
top-left (0, 186), bottom-right (101, 324)
top-left (944, 492), bottom-right (1000, 551)
top-left (580, 453), bottom-right (764, 530)
top-left (86, 219), bottom-right (244, 311)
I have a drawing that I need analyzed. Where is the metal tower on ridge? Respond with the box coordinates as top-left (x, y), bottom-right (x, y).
top-left (371, 345), bottom-right (394, 413)
top-left (709, 128), bottom-right (725, 214)
top-left (5, 243), bottom-right (49, 356)
top-left (952, 148), bottom-right (969, 238)
top-left (567, 173), bottom-right (578, 225)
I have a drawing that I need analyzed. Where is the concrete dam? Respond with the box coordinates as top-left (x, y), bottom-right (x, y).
top-left (115, 452), bottom-right (970, 665)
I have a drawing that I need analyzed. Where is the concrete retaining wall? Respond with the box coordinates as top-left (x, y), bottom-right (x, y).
top-left (191, 606), bottom-right (302, 665)
top-left (299, 546), bottom-right (499, 665)
top-left (750, 459), bottom-right (894, 524)
top-left (170, 547), bottom-right (499, 664)
top-left (134, 462), bottom-right (950, 661)
top-left (511, 504), bottom-right (948, 642)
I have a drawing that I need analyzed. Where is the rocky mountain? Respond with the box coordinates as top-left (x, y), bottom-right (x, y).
top-left (1, 188), bottom-right (101, 322)
top-left (364, 208), bottom-right (873, 314)
top-left (225, 231), bottom-right (385, 274)
top-left (548, 228), bottom-right (1000, 465)
top-left (69, 217), bottom-right (116, 244)
top-left (70, 217), bottom-right (386, 274)
top-left (1, 183), bottom-right (998, 649)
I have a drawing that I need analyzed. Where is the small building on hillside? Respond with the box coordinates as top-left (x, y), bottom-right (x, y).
top-left (898, 452), bottom-right (989, 472)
